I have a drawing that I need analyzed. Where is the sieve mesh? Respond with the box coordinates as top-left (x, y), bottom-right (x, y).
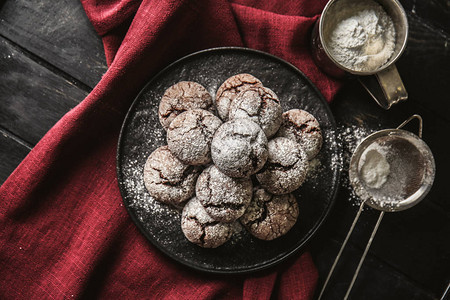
top-left (349, 129), bottom-right (435, 212)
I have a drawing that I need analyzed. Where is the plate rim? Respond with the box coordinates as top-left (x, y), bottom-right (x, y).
top-left (116, 46), bottom-right (342, 274)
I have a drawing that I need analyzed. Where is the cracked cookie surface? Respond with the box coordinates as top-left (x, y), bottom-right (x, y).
top-left (276, 109), bottom-right (322, 160)
top-left (256, 137), bottom-right (308, 195)
top-left (196, 165), bottom-right (253, 223)
top-left (167, 109), bottom-right (222, 165)
top-left (143, 146), bottom-right (200, 207)
top-left (158, 81), bottom-right (214, 130)
top-left (229, 86), bottom-right (282, 138)
top-left (240, 188), bottom-right (299, 240)
top-left (215, 73), bottom-right (263, 121)
top-left (211, 118), bottom-right (268, 178)
top-left (181, 197), bottom-right (233, 248)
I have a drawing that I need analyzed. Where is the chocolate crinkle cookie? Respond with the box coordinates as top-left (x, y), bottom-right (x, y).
top-left (211, 118), bottom-right (268, 178)
top-left (158, 81), bottom-right (214, 130)
top-left (167, 109), bottom-right (222, 165)
top-left (181, 197), bottom-right (233, 248)
top-left (196, 165), bottom-right (253, 223)
top-left (229, 86), bottom-right (282, 138)
top-left (215, 73), bottom-right (263, 121)
top-left (143, 146), bottom-right (200, 207)
top-left (276, 109), bottom-right (323, 160)
top-left (240, 188), bottom-right (299, 240)
top-left (256, 137), bottom-right (308, 195)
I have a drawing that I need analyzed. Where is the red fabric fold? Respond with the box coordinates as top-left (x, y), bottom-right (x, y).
top-left (0, 0), bottom-right (340, 298)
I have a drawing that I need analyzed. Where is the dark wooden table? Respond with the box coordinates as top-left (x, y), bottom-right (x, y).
top-left (1, 1), bottom-right (449, 299)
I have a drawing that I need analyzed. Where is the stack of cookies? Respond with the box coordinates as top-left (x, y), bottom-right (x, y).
top-left (143, 74), bottom-right (323, 248)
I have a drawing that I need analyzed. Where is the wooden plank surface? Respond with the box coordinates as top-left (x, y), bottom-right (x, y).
top-left (0, 129), bottom-right (30, 184)
top-left (312, 237), bottom-right (437, 300)
top-left (0, 0), bottom-right (107, 88)
top-left (0, 37), bottom-right (88, 145)
top-left (401, 0), bottom-right (450, 32)
top-left (397, 13), bottom-right (450, 120)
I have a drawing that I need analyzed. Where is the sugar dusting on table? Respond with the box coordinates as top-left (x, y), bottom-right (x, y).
top-left (339, 124), bottom-right (378, 207)
top-left (304, 124), bottom-right (381, 208)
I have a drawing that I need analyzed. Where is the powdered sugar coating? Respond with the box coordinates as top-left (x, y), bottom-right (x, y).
top-left (196, 165), bottom-right (253, 223)
top-left (276, 109), bottom-right (323, 160)
top-left (229, 87), bottom-right (282, 138)
top-left (215, 74), bottom-right (263, 121)
top-left (240, 188), bottom-right (299, 240)
top-left (211, 118), bottom-right (268, 178)
top-left (181, 197), bottom-right (233, 248)
top-left (159, 81), bottom-right (214, 130)
top-left (167, 109), bottom-right (222, 165)
top-left (143, 146), bottom-right (201, 207)
top-left (256, 137), bottom-right (308, 194)
top-left (327, 0), bottom-right (396, 72)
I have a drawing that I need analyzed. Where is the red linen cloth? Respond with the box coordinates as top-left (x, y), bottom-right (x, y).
top-left (0, 0), bottom-right (340, 299)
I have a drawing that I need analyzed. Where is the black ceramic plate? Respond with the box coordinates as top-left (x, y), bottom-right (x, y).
top-left (117, 47), bottom-right (341, 274)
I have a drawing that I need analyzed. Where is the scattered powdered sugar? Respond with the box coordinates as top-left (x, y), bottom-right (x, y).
top-left (327, 129), bottom-right (344, 174)
top-left (340, 124), bottom-right (374, 154)
top-left (338, 124), bottom-right (378, 206)
top-left (123, 159), bottom-right (148, 208)
top-left (327, 0), bottom-right (396, 72)
top-left (304, 126), bottom-right (343, 191)
top-left (123, 157), bottom-right (180, 222)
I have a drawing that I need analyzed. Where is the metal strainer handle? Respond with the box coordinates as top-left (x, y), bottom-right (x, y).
top-left (343, 209), bottom-right (384, 299)
top-left (317, 201), bottom-right (384, 300)
top-left (396, 114), bottom-right (422, 138)
top-left (317, 200), bottom-right (366, 300)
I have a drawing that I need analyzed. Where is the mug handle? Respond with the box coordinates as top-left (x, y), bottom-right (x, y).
top-left (358, 64), bottom-right (408, 109)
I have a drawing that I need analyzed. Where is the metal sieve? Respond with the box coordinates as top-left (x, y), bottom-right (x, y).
top-left (318, 114), bottom-right (436, 299)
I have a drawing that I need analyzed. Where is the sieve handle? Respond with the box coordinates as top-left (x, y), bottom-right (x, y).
top-left (344, 211), bottom-right (385, 300)
top-left (317, 201), bottom-right (366, 300)
top-left (319, 204), bottom-right (386, 299)
top-left (397, 114), bottom-right (423, 138)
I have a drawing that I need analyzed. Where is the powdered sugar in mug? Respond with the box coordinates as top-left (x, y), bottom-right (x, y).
top-left (311, 0), bottom-right (408, 109)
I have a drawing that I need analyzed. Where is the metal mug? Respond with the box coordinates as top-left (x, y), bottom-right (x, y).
top-left (311, 0), bottom-right (409, 109)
